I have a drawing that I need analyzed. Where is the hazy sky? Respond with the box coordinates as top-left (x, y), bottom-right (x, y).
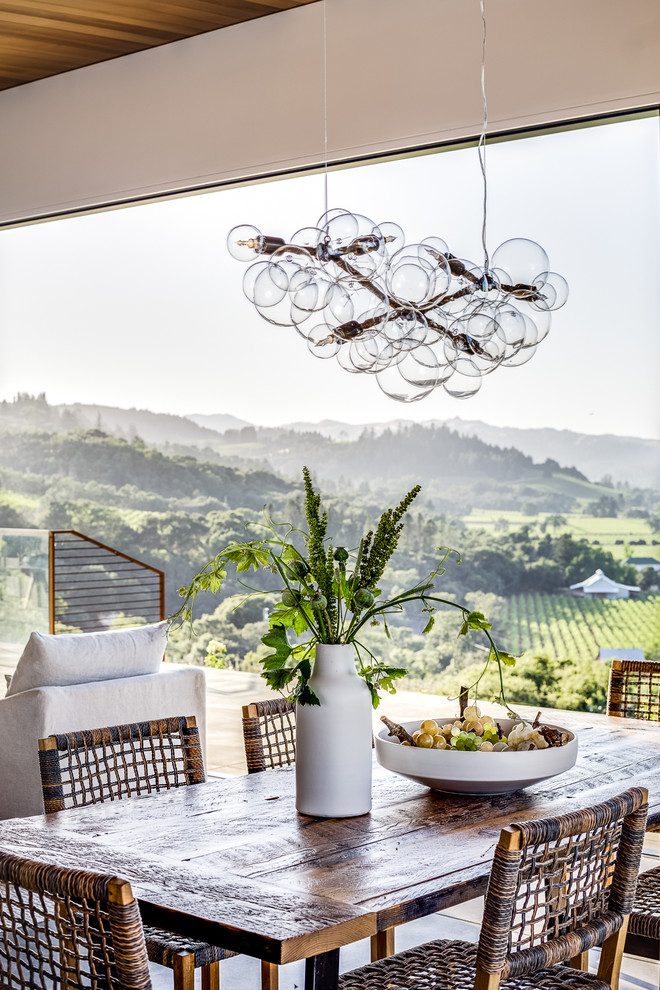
top-left (1, 115), bottom-right (659, 439)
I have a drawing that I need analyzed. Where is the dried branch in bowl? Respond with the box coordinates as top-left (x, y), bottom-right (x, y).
top-left (380, 715), bottom-right (414, 745)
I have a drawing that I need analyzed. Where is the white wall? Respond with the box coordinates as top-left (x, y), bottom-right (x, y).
top-left (1, 0), bottom-right (659, 225)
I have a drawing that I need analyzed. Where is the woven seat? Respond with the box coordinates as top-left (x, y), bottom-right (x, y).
top-left (339, 939), bottom-right (612, 990)
top-left (141, 925), bottom-right (234, 972)
top-left (0, 849), bottom-right (152, 990)
top-left (339, 788), bottom-right (648, 990)
top-left (38, 716), bottom-right (235, 990)
top-left (242, 698), bottom-right (296, 773)
top-left (628, 867), bottom-right (660, 941)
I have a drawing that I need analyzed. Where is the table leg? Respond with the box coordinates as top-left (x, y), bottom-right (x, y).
top-left (304, 949), bottom-right (340, 990)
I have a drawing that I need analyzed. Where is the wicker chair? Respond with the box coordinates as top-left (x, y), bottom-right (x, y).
top-left (38, 716), bottom-right (234, 990)
top-left (607, 659), bottom-right (660, 978)
top-left (607, 659), bottom-right (660, 723)
top-left (241, 698), bottom-right (296, 773)
top-left (338, 787), bottom-right (648, 990)
top-left (0, 850), bottom-right (152, 989)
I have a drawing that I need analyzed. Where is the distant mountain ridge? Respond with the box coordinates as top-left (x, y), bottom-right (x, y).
top-left (1, 395), bottom-right (656, 490)
top-left (265, 417), bottom-right (658, 490)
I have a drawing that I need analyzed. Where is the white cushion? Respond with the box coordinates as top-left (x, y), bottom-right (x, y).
top-left (5, 621), bottom-right (168, 697)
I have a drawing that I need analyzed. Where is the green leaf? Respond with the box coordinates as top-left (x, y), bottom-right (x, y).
top-left (466, 610), bottom-right (492, 631)
top-left (496, 650), bottom-right (518, 668)
top-left (260, 624), bottom-right (292, 659)
top-left (264, 668), bottom-right (295, 690)
top-left (296, 657), bottom-right (312, 682)
top-left (297, 684), bottom-right (321, 706)
top-left (261, 653), bottom-right (289, 671)
top-left (421, 614), bottom-right (435, 634)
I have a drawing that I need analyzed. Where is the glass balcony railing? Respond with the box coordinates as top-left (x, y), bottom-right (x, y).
top-left (0, 528), bottom-right (164, 649)
top-left (0, 528), bottom-right (50, 647)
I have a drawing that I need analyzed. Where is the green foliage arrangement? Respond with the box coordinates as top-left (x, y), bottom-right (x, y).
top-left (175, 467), bottom-right (517, 708)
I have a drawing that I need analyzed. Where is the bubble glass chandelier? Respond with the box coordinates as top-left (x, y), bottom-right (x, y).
top-left (226, 0), bottom-right (568, 403)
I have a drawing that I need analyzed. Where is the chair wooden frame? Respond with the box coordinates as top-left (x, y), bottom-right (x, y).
top-left (37, 715), bottom-right (231, 990)
top-left (242, 698), bottom-right (296, 773)
top-left (0, 850), bottom-right (152, 990)
top-left (337, 787), bottom-right (648, 990)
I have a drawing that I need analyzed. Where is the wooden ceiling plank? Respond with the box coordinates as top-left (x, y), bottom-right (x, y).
top-left (0, 0), bottom-right (321, 91)
top-left (1, 14), bottom-right (208, 46)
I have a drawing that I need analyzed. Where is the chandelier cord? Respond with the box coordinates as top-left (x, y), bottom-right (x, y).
top-left (478, 0), bottom-right (489, 272)
top-left (323, 0), bottom-right (329, 219)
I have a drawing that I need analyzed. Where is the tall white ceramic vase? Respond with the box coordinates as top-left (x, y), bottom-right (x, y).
top-left (295, 643), bottom-right (373, 818)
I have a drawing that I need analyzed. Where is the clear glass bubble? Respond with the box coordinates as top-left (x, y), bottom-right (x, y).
top-left (492, 303), bottom-right (527, 347)
top-left (515, 300), bottom-right (551, 344)
top-left (520, 314), bottom-right (539, 348)
top-left (307, 323), bottom-right (341, 358)
top-left (349, 336), bottom-right (383, 373)
top-left (334, 277), bottom-right (389, 327)
top-left (444, 375), bottom-right (483, 399)
top-left (378, 221), bottom-right (405, 255)
top-left (418, 245), bottom-right (451, 296)
top-left (535, 271), bottom-right (569, 310)
top-left (290, 226), bottom-right (324, 251)
top-left (227, 224), bottom-right (263, 262)
top-left (491, 238), bottom-right (550, 287)
top-left (270, 244), bottom-right (315, 270)
top-left (447, 335), bottom-right (504, 376)
top-left (343, 225), bottom-right (387, 278)
top-left (292, 309), bottom-right (317, 337)
top-left (425, 307), bottom-right (452, 336)
top-left (253, 265), bottom-right (288, 308)
top-left (326, 282), bottom-right (354, 323)
top-left (421, 235), bottom-right (449, 257)
top-left (337, 341), bottom-right (362, 374)
top-left (255, 297), bottom-right (297, 327)
top-left (397, 346), bottom-right (441, 389)
top-left (501, 343), bottom-right (538, 367)
top-left (322, 213), bottom-right (360, 253)
top-left (289, 271), bottom-right (325, 313)
top-left (388, 262), bottom-right (431, 304)
top-left (382, 309), bottom-right (428, 350)
top-left (462, 306), bottom-right (500, 340)
top-left (376, 363), bottom-right (434, 402)
top-left (242, 261), bottom-right (271, 304)
top-left (316, 207), bottom-right (352, 228)
top-left (370, 340), bottom-right (402, 373)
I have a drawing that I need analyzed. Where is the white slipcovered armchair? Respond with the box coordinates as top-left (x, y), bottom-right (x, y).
top-left (0, 622), bottom-right (206, 820)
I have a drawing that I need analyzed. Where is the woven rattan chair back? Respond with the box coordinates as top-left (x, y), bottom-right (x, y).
top-left (607, 659), bottom-right (660, 721)
top-left (474, 787), bottom-right (648, 983)
top-left (242, 699), bottom-right (296, 773)
top-left (0, 850), bottom-right (151, 990)
top-left (38, 715), bottom-right (205, 813)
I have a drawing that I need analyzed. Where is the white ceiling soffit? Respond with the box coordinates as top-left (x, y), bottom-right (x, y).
top-left (0, 0), bottom-right (659, 225)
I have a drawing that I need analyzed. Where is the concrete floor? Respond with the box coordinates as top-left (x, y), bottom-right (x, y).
top-left (3, 646), bottom-right (659, 989)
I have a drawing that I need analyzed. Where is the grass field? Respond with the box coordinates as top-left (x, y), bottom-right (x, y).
top-left (499, 593), bottom-right (660, 662)
top-left (462, 509), bottom-right (657, 560)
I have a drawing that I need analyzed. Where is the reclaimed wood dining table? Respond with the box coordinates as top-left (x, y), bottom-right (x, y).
top-left (2, 706), bottom-right (660, 990)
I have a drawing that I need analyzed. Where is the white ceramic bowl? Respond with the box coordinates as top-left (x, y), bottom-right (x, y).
top-left (375, 717), bottom-right (578, 795)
